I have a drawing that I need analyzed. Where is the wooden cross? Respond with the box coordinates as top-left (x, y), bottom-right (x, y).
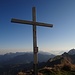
top-left (11, 7), bottom-right (53, 75)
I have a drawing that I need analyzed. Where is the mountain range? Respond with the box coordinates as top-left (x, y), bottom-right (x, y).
top-left (0, 51), bottom-right (55, 65)
top-left (0, 49), bottom-right (75, 75)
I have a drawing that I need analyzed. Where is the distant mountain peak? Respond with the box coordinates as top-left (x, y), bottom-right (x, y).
top-left (68, 49), bottom-right (75, 55)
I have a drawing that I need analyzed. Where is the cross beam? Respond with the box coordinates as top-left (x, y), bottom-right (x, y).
top-left (11, 19), bottom-right (53, 27)
top-left (11, 7), bottom-right (53, 75)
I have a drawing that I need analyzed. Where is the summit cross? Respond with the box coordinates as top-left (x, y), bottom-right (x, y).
top-left (11, 7), bottom-right (53, 75)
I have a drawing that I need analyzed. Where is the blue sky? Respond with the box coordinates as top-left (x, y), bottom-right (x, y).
top-left (0, 0), bottom-right (75, 54)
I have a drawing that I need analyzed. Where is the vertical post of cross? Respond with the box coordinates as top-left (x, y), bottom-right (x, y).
top-left (32, 7), bottom-right (38, 75)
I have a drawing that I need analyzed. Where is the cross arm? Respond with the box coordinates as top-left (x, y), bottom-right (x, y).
top-left (11, 18), bottom-right (53, 27)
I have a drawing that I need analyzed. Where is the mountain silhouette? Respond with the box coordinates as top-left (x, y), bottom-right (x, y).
top-left (0, 52), bottom-right (55, 65)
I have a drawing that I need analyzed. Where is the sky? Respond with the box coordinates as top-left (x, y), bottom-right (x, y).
top-left (0, 0), bottom-right (75, 55)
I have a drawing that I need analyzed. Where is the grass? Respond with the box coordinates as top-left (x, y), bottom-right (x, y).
top-left (39, 68), bottom-right (75, 75)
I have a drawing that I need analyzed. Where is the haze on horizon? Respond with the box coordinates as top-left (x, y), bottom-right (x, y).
top-left (0, 0), bottom-right (75, 55)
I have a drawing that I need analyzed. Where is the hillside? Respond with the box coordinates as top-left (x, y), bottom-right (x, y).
top-left (39, 49), bottom-right (75, 75)
top-left (1, 49), bottom-right (75, 75)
